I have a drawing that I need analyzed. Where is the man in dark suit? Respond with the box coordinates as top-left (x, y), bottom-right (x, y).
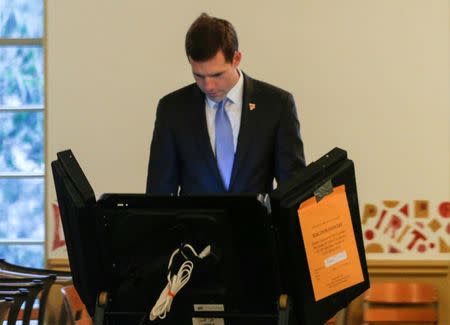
top-left (146, 13), bottom-right (305, 194)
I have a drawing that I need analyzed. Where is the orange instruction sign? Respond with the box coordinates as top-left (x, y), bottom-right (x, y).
top-left (298, 184), bottom-right (364, 301)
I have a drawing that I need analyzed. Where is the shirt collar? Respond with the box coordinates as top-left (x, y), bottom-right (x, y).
top-left (206, 69), bottom-right (244, 108)
top-left (227, 69), bottom-right (244, 105)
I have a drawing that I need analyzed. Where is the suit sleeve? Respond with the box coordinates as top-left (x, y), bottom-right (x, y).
top-left (146, 99), bottom-right (179, 194)
top-left (274, 93), bottom-right (306, 184)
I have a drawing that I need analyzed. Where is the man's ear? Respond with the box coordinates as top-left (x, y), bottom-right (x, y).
top-left (233, 51), bottom-right (242, 67)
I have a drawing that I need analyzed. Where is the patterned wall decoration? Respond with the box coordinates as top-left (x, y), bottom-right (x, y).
top-left (362, 201), bottom-right (450, 254)
top-left (50, 203), bottom-right (66, 254)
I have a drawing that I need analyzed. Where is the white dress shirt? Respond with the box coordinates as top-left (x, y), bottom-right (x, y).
top-left (205, 69), bottom-right (243, 154)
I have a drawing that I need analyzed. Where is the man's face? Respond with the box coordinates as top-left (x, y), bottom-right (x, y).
top-left (189, 50), bottom-right (241, 102)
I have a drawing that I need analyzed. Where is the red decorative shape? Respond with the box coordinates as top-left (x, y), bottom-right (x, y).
top-left (418, 244), bottom-right (426, 253)
top-left (383, 215), bottom-right (402, 238)
top-left (52, 203), bottom-right (66, 251)
top-left (439, 202), bottom-right (450, 218)
top-left (429, 243), bottom-right (435, 249)
top-left (415, 222), bottom-right (424, 228)
top-left (407, 230), bottom-right (427, 250)
top-left (365, 230), bottom-right (374, 240)
top-left (389, 246), bottom-right (401, 253)
top-left (400, 204), bottom-right (409, 216)
top-left (375, 210), bottom-right (387, 229)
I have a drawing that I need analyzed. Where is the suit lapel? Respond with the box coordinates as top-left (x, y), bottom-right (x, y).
top-left (229, 74), bottom-right (257, 190)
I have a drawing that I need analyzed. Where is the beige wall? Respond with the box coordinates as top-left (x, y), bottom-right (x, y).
top-left (45, 1), bottom-right (450, 257)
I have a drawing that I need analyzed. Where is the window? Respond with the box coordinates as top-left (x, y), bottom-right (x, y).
top-left (0, 0), bottom-right (45, 267)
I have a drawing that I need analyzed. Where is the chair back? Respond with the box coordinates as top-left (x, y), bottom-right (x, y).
top-left (363, 282), bottom-right (438, 324)
top-left (61, 285), bottom-right (92, 325)
top-left (0, 298), bottom-right (14, 322)
top-left (0, 281), bottom-right (43, 325)
top-left (0, 259), bottom-right (72, 282)
top-left (0, 289), bottom-right (30, 325)
top-left (0, 261), bottom-right (73, 325)
top-left (1, 268), bottom-right (60, 325)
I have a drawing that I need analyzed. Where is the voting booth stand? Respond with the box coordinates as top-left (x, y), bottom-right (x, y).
top-left (52, 147), bottom-right (369, 325)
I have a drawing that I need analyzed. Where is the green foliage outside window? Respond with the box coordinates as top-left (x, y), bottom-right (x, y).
top-left (0, 0), bottom-right (44, 267)
top-left (0, 47), bottom-right (44, 107)
top-left (0, 112), bottom-right (44, 172)
top-left (0, 0), bottom-right (43, 38)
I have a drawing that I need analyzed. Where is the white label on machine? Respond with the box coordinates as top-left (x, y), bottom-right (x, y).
top-left (324, 250), bottom-right (347, 268)
top-left (192, 318), bottom-right (225, 325)
top-left (193, 304), bottom-right (225, 312)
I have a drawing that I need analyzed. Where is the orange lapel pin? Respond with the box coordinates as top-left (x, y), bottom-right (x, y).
top-left (249, 103), bottom-right (256, 111)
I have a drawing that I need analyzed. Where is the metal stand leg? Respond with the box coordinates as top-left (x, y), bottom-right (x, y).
top-left (93, 291), bottom-right (108, 325)
top-left (278, 294), bottom-right (298, 325)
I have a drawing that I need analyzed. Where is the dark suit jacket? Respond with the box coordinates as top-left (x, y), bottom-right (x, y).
top-left (146, 73), bottom-right (305, 194)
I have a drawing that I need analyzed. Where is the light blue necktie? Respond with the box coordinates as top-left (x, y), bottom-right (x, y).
top-left (215, 99), bottom-right (234, 190)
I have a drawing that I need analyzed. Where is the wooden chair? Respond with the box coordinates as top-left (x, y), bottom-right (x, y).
top-left (0, 289), bottom-right (30, 325)
top-left (0, 298), bottom-right (14, 323)
top-left (61, 285), bottom-right (92, 325)
top-left (0, 276), bottom-right (53, 324)
top-left (0, 281), bottom-right (43, 325)
top-left (0, 259), bottom-right (72, 280)
top-left (0, 259), bottom-right (72, 325)
top-left (363, 282), bottom-right (438, 324)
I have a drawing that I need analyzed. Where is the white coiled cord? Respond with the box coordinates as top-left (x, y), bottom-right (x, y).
top-left (149, 244), bottom-right (211, 321)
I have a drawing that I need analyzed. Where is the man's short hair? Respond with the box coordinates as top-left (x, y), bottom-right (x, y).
top-left (185, 13), bottom-right (238, 63)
